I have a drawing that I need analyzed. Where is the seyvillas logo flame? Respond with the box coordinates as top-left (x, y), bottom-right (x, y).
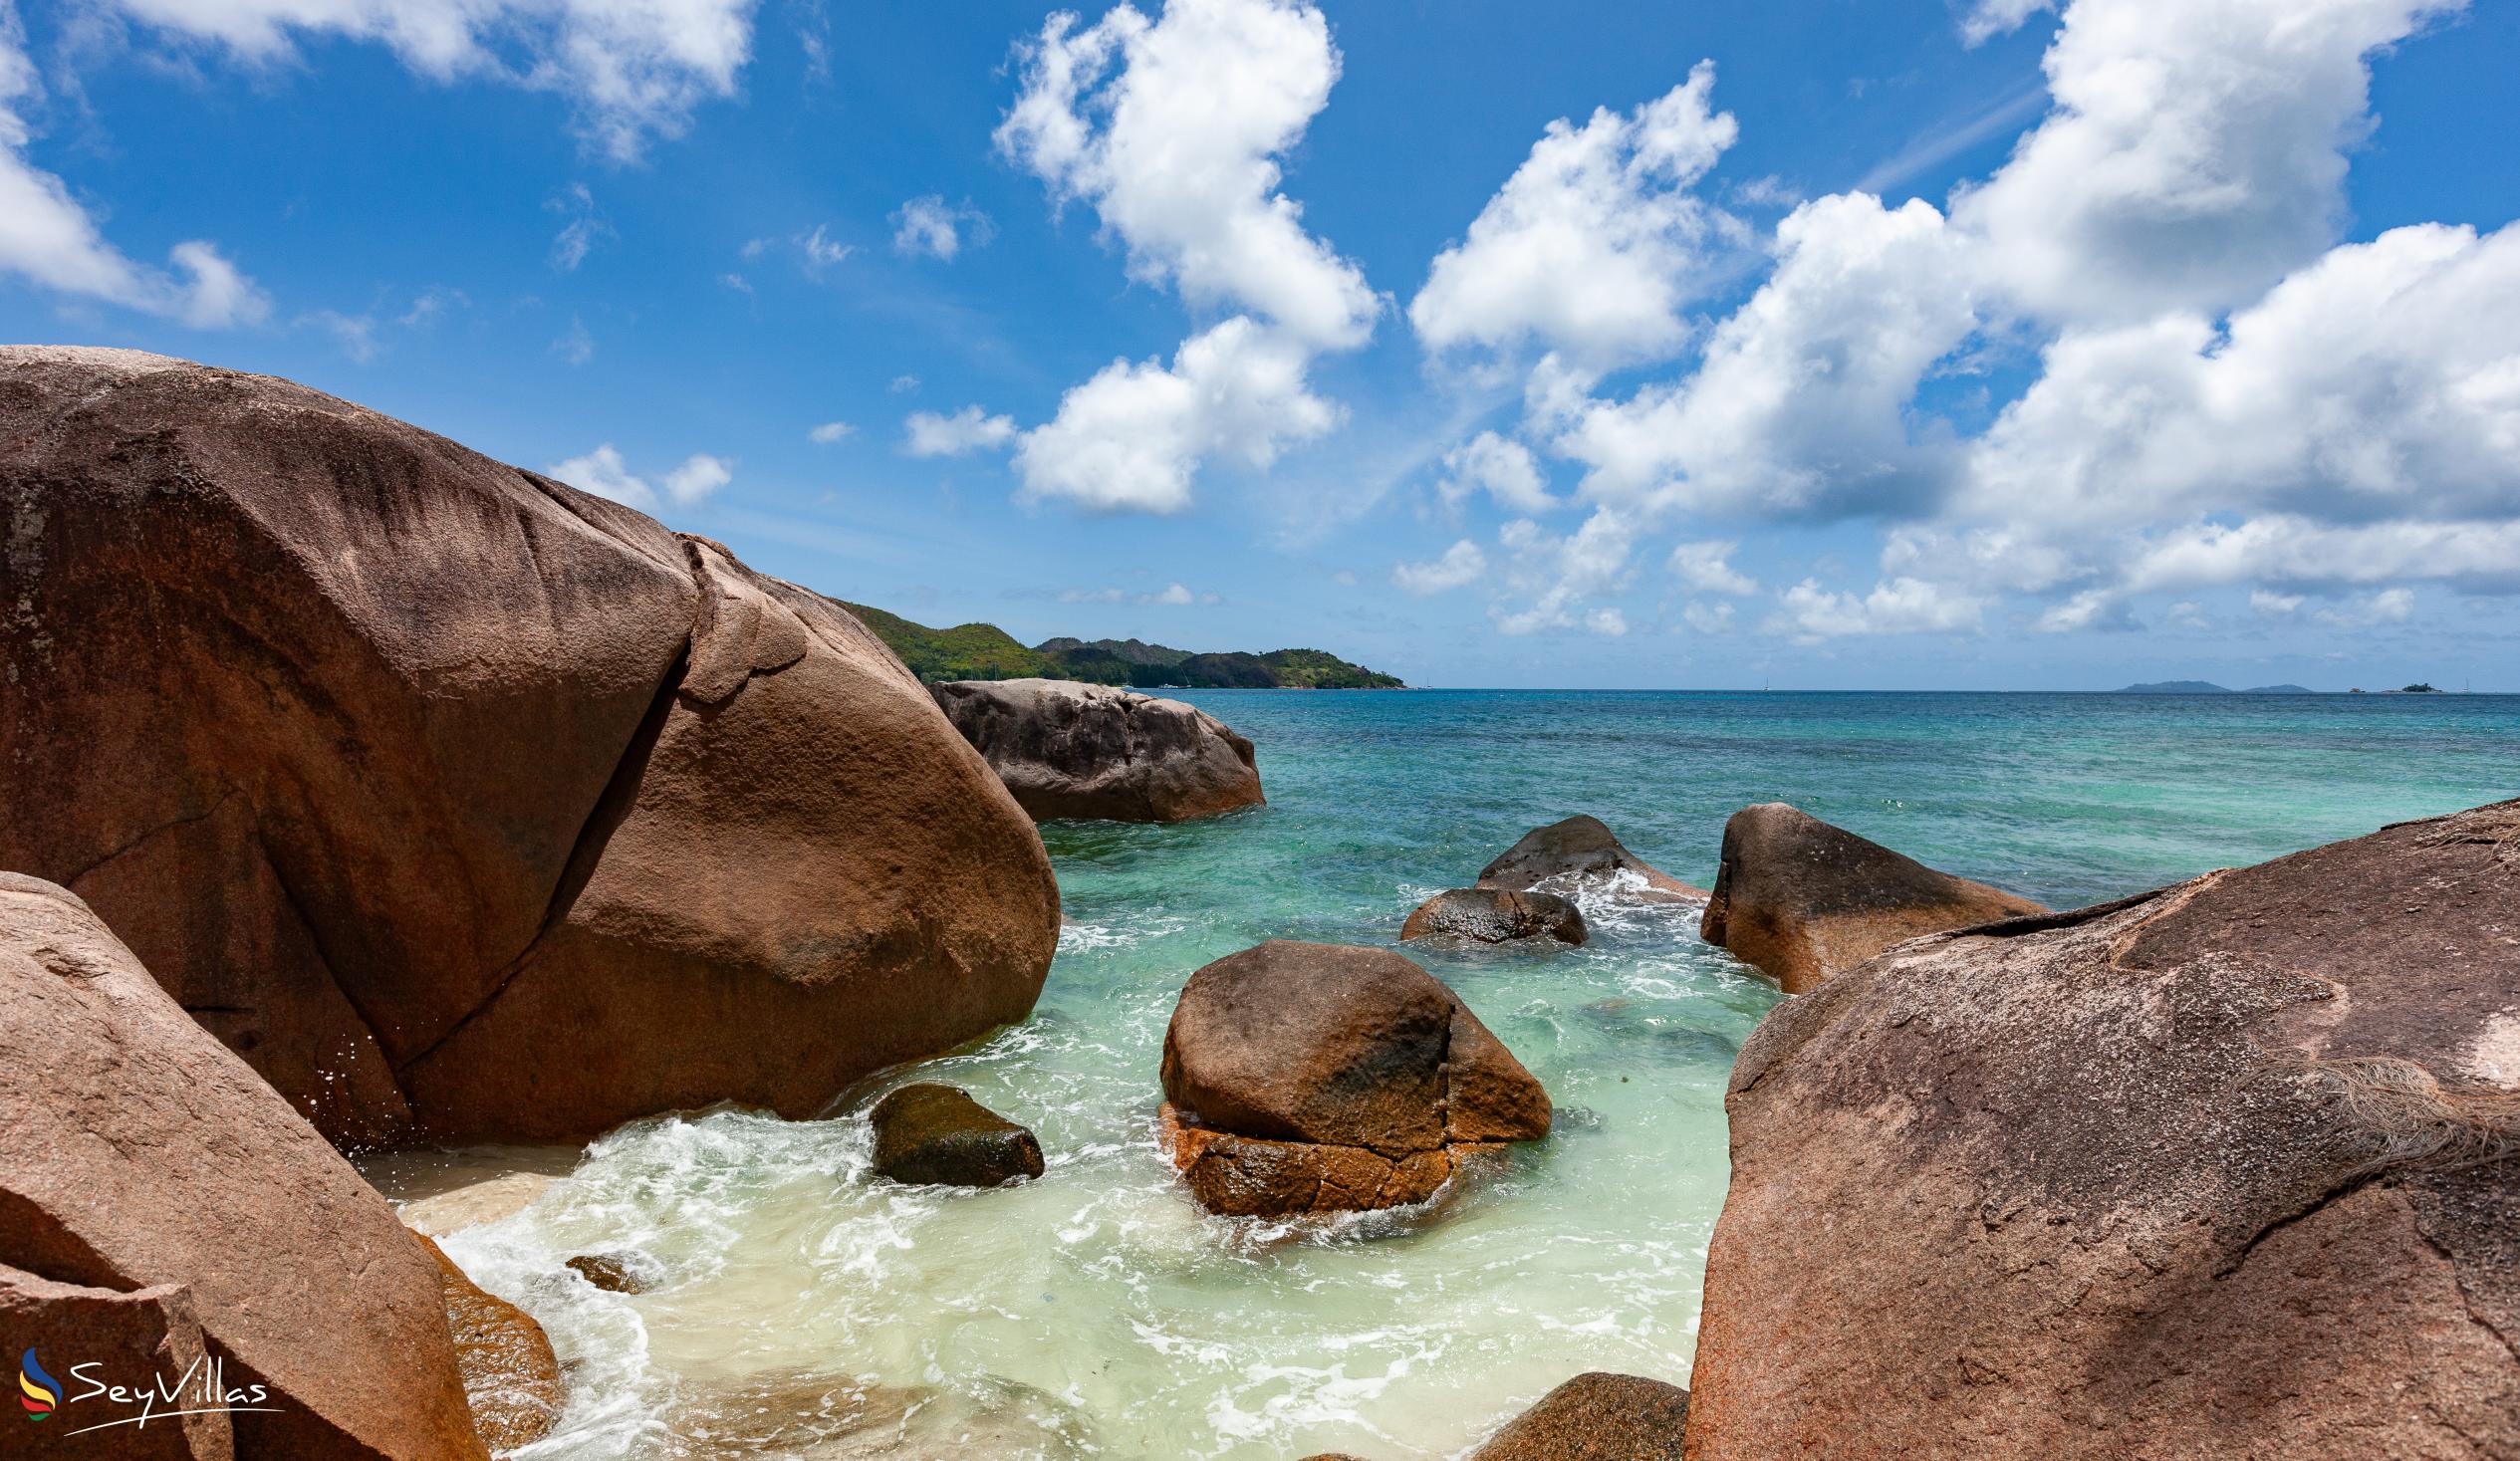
top-left (18, 1350), bottom-right (60, 1420)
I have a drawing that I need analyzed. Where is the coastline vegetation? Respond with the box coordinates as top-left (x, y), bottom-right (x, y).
top-left (842, 602), bottom-right (1404, 688)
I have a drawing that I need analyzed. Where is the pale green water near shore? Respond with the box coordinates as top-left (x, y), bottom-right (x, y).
top-left (386, 690), bottom-right (2520, 1459)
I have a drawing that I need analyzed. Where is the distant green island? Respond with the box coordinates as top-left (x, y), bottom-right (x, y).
top-left (843, 603), bottom-right (1405, 689)
top-left (2115, 680), bottom-right (2318, 694)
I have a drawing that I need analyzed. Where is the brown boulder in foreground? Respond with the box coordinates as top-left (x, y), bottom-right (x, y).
top-left (417, 1234), bottom-right (564, 1452)
top-left (1473, 1372), bottom-right (1689, 1459)
top-left (0, 873), bottom-right (484, 1459)
top-left (1698, 803), bottom-right (2042, 992)
top-left (1685, 799), bottom-right (2520, 1460)
top-left (0, 1266), bottom-right (231, 1459)
top-left (930, 677), bottom-right (1265, 822)
top-left (1401, 887), bottom-right (1589, 946)
top-left (1159, 940), bottom-right (1550, 1216)
top-left (1478, 816), bottom-right (1703, 902)
top-left (0, 347), bottom-right (1058, 1145)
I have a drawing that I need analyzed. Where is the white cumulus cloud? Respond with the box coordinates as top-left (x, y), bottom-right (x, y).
top-left (1392, 539), bottom-right (1486, 596)
top-left (1436, 431), bottom-right (1556, 514)
top-left (1411, 63), bottom-right (1741, 367)
top-left (548, 444), bottom-right (731, 513)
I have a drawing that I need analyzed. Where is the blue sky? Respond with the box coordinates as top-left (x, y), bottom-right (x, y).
top-left (3, 0), bottom-right (2516, 689)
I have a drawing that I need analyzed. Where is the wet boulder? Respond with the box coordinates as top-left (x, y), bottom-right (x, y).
top-left (0, 873), bottom-right (485, 1459)
top-left (1401, 887), bottom-right (1589, 946)
top-left (418, 1234), bottom-right (564, 1452)
top-left (1684, 799), bottom-right (2520, 1459)
top-left (1477, 816), bottom-right (1702, 903)
top-left (870, 1084), bottom-right (1046, 1188)
top-left (1472, 1372), bottom-right (1689, 1459)
top-left (565, 1252), bottom-right (652, 1294)
top-left (1158, 941), bottom-right (1550, 1217)
top-left (929, 678), bottom-right (1263, 822)
top-left (0, 347), bottom-right (1058, 1145)
top-left (1698, 802), bottom-right (2043, 993)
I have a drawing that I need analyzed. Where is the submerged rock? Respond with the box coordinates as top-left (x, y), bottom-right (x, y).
top-left (1476, 816), bottom-right (1702, 903)
top-left (418, 1233), bottom-right (564, 1452)
top-left (0, 873), bottom-right (485, 1459)
top-left (397, 1172), bottom-right (560, 1239)
top-left (668, 1369), bottom-right (1084, 1457)
top-left (870, 1084), bottom-right (1046, 1188)
top-left (1471, 1372), bottom-right (1689, 1458)
top-left (929, 677), bottom-right (1263, 822)
top-left (0, 347), bottom-right (1058, 1145)
top-left (1401, 886), bottom-right (1589, 946)
top-left (566, 1252), bottom-right (651, 1294)
top-left (1158, 940), bottom-right (1550, 1217)
top-left (1698, 802), bottom-right (2043, 992)
top-left (1686, 798), bottom-right (2520, 1459)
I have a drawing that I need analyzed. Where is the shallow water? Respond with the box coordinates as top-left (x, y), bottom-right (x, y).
top-left (372, 690), bottom-right (2520, 1460)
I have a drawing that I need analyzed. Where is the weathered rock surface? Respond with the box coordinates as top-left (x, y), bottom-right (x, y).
top-left (0, 347), bottom-right (1058, 1145)
top-left (418, 1234), bottom-right (564, 1453)
top-left (1473, 1372), bottom-right (1689, 1459)
top-left (1685, 799), bottom-right (2520, 1460)
top-left (1698, 802), bottom-right (2043, 993)
top-left (1477, 816), bottom-right (1702, 903)
top-left (929, 677), bottom-right (1263, 822)
top-left (0, 873), bottom-right (486, 1459)
top-left (0, 1264), bottom-right (232, 1459)
top-left (1401, 887), bottom-right (1589, 946)
top-left (869, 1084), bottom-right (1046, 1188)
top-left (1158, 940), bottom-right (1550, 1216)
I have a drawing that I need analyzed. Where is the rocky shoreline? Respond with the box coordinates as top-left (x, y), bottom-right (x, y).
top-left (4, 352), bottom-right (2511, 1457)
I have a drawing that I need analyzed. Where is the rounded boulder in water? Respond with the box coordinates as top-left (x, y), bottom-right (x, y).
top-left (1401, 887), bottom-right (1589, 946)
top-left (869, 1084), bottom-right (1047, 1188)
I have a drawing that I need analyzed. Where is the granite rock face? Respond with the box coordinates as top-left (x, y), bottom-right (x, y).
top-left (1478, 816), bottom-right (1702, 903)
top-left (0, 873), bottom-right (485, 1459)
top-left (1698, 803), bottom-right (2044, 993)
top-left (0, 347), bottom-right (1058, 1145)
top-left (1401, 887), bottom-right (1589, 946)
top-left (869, 1084), bottom-right (1046, 1188)
top-left (1158, 940), bottom-right (1550, 1216)
top-left (929, 677), bottom-right (1264, 823)
top-left (1684, 799), bottom-right (2520, 1459)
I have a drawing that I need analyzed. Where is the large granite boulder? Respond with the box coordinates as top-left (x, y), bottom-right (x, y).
top-left (1401, 887), bottom-right (1589, 946)
top-left (1158, 940), bottom-right (1550, 1216)
top-left (0, 1266), bottom-right (231, 1459)
top-left (0, 873), bottom-right (485, 1458)
top-left (1685, 800), bottom-right (2520, 1459)
top-left (1477, 816), bottom-right (1702, 903)
top-left (868, 1083), bottom-right (1046, 1188)
top-left (929, 677), bottom-right (1263, 822)
top-left (0, 347), bottom-right (1059, 1145)
top-left (1473, 1372), bottom-right (1688, 1459)
top-left (1698, 803), bottom-right (2043, 992)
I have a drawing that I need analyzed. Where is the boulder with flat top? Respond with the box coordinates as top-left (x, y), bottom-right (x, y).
top-left (1698, 802), bottom-right (2043, 992)
top-left (1158, 940), bottom-right (1550, 1217)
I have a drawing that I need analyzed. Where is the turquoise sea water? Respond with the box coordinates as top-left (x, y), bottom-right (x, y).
top-left (402, 690), bottom-right (2519, 1460)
